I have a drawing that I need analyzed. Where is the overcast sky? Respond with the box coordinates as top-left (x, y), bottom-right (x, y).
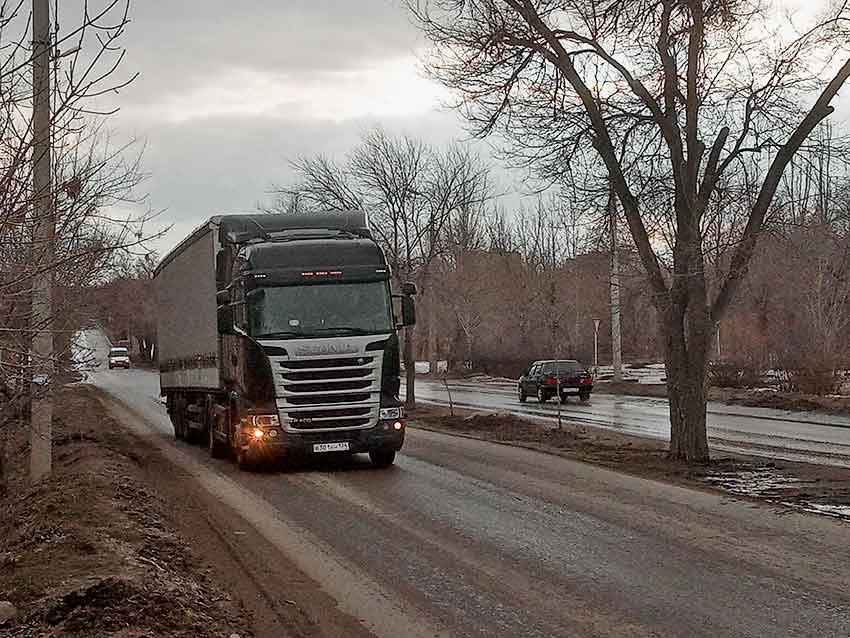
top-left (94, 0), bottom-right (474, 254)
top-left (76, 0), bottom-right (847, 257)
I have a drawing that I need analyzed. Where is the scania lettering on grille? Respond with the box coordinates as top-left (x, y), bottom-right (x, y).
top-left (293, 343), bottom-right (358, 356)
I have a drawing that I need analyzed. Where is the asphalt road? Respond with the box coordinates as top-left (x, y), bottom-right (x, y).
top-left (79, 331), bottom-right (850, 638)
top-left (410, 378), bottom-right (850, 467)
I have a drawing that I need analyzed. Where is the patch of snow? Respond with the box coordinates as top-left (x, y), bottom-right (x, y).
top-left (780, 501), bottom-right (850, 520)
top-left (703, 470), bottom-right (808, 497)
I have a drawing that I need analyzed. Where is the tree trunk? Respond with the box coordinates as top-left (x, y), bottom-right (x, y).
top-left (665, 350), bottom-right (710, 461)
top-left (662, 212), bottom-right (712, 462)
top-left (663, 274), bottom-right (711, 461)
top-left (404, 326), bottom-right (416, 408)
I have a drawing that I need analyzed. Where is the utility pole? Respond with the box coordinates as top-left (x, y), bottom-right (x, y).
top-left (29, 0), bottom-right (54, 482)
top-left (608, 183), bottom-right (622, 382)
top-left (593, 318), bottom-right (600, 371)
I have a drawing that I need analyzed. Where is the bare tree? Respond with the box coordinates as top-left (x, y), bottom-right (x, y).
top-left (0, 0), bottom-right (160, 486)
top-left (409, 0), bottom-right (850, 460)
top-left (273, 127), bottom-right (492, 407)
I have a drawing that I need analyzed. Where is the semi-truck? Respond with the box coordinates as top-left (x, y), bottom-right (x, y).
top-left (153, 211), bottom-right (416, 470)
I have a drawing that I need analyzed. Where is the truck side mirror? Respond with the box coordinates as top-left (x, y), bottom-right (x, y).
top-left (217, 305), bottom-right (235, 335)
top-left (401, 281), bottom-right (417, 296)
top-left (216, 289), bottom-right (231, 305)
top-left (401, 295), bottom-right (416, 327)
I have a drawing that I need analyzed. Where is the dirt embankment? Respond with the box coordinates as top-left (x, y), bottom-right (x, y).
top-left (0, 386), bottom-right (252, 637)
top-left (409, 407), bottom-right (850, 522)
top-left (1, 386), bottom-right (373, 638)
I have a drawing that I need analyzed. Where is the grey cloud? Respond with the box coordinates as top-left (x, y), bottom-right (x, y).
top-left (119, 0), bottom-right (421, 104)
top-left (137, 110), bottom-right (469, 253)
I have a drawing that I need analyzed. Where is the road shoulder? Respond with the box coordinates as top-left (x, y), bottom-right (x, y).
top-left (409, 406), bottom-right (850, 522)
top-left (0, 385), bottom-right (374, 638)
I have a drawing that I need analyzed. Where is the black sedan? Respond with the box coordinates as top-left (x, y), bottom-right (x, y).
top-left (518, 360), bottom-right (593, 403)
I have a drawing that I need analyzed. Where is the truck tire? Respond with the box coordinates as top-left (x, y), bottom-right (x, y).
top-left (185, 427), bottom-right (202, 445)
top-left (537, 388), bottom-right (548, 403)
top-left (172, 395), bottom-right (187, 441)
top-left (236, 444), bottom-right (255, 471)
top-left (579, 390), bottom-right (591, 402)
top-left (208, 403), bottom-right (229, 459)
top-left (208, 429), bottom-right (229, 458)
top-left (369, 450), bottom-right (396, 468)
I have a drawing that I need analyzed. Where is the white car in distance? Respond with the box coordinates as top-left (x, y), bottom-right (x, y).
top-left (108, 347), bottom-right (131, 370)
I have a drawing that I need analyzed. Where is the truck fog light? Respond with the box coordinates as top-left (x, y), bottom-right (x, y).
top-left (393, 421), bottom-right (403, 431)
top-left (252, 428), bottom-right (264, 439)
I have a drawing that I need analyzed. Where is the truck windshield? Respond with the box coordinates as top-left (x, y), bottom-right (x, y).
top-left (248, 280), bottom-right (393, 339)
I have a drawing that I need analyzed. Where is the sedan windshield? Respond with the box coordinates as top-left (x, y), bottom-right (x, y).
top-left (248, 281), bottom-right (393, 339)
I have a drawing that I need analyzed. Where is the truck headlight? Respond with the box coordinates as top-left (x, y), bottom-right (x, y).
top-left (241, 414), bottom-right (280, 428)
top-left (379, 407), bottom-right (403, 420)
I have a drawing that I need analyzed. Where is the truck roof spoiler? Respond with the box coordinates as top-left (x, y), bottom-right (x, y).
top-left (215, 211), bottom-right (372, 245)
top-left (154, 211), bottom-right (373, 278)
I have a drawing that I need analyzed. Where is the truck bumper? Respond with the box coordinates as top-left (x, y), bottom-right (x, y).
top-left (245, 423), bottom-right (405, 459)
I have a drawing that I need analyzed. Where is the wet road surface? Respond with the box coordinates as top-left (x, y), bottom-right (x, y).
top-left (79, 331), bottom-right (850, 637)
top-left (410, 379), bottom-right (850, 467)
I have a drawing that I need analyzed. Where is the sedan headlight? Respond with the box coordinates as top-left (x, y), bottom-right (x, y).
top-left (379, 406), bottom-right (403, 420)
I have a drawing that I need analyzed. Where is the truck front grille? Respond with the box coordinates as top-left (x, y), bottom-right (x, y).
top-left (270, 354), bottom-right (382, 432)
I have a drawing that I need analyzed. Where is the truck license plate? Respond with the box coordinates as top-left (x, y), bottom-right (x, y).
top-left (313, 442), bottom-right (350, 453)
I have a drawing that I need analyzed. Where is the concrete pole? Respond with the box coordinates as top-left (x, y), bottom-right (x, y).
top-left (29, 0), bottom-right (54, 482)
top-left (715, 322), bottom-right (721, 359)
top-left (608, 184), bottom-right (622, 382)
top-left (593, 319), bottom-right (600, 370)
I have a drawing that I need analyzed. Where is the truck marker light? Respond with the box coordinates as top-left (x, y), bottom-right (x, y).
top-left (393, 421), bottom-right (403, 431)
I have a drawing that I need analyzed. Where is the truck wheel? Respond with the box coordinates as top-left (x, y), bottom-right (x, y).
top-left (172, 395), bottom-right (187, 441)
top-left (208, 429), bottom-right (229, 459)
top-left (369, 450), bottom-right (396, 468)
top-left (579, 391), bottom-right (591, 402)
top-left (208, 404), bottom-right (229, 459)
top-left (537, 388), bottom-right (548, 403)
top-left (235, 437), bottom-right (255, 471)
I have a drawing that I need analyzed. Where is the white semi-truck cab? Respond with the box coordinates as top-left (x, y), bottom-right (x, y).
top-left (154, 211), bottom-right (416, 469)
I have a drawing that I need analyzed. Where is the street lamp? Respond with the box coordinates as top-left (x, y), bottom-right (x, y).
top-left (592, 318), bottom-right (601, 371)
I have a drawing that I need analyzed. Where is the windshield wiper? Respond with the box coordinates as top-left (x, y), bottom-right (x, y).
top-left (310, 326), bottom-right (377, 335)
top-left (253, 330), bottom-right (302, 339)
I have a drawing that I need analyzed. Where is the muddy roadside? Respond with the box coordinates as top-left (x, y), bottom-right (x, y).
top-left (408, 405), bottom-right (850, 522)
top-left (0, 385), bottom-right (373, 638)
top-left (427, 373), bottom-right (850, 415)
top-left (577, 381), bottom-right (850, 415)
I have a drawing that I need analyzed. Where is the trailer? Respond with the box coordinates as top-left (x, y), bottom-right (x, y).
top-left (154, 212), bottom-right (416, 469)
